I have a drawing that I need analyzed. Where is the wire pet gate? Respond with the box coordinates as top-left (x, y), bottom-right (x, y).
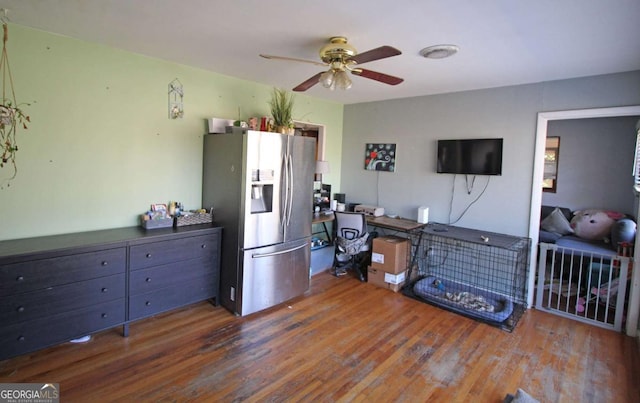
top-left (405, 226), bottom-right (530, 332)
top-left (536, 242), bottom-right (632, 332)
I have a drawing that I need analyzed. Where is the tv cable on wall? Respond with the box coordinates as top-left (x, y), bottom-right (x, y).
top-left (448, 174), bottom-right (491, 225)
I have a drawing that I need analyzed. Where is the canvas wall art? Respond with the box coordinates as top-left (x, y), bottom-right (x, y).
top-left (364, 143), bottom-right (396, 172)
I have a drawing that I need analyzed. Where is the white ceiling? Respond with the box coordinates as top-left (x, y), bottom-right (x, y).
top-left (2, 0), bottom-right (640, 104)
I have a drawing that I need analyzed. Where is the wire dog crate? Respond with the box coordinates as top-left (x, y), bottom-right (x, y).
top-left (405, 225), bottom-right (530, 332)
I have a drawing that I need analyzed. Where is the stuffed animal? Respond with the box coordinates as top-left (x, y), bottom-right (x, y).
top-left (611, 218), bottom-right (636, 245)
top-left (570, 209), bottom-right (625, 241)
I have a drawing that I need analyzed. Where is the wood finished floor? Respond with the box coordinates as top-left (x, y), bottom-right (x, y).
top-left (1, 271), bottom-right (639, 402)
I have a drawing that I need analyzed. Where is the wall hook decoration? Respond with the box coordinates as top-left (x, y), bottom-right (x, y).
top-left (168, 78), bottom-right (184, 119)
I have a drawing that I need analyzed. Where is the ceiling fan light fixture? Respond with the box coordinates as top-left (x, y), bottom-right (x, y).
top-left (334, 70), bottom-right (352, 90)
top-left (318, 69), bottom-right (351, 91)
top-left (319, 70), bottom-right (334, 88)
top-left (420, 44), bottom-right (459, 59)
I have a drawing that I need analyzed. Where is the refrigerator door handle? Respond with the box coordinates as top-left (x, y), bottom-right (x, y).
top-left (280, 153), bottom-right (288, 229)
top-left (286, 153), bottom-right (294, 226)
top-left (285, 153), bottom-right (291, 225)
top-left (251, 241), bottom-right (309, 258)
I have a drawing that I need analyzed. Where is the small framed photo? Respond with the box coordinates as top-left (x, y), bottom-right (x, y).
top-left (151, 203), bottom-right (167, 213)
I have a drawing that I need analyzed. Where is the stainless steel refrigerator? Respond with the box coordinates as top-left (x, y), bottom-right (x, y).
top-left (202, 130), bottom-right (316, 316)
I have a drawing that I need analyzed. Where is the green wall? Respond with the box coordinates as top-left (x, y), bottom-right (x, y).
top-left (0, 25), bottom-right (343, 240)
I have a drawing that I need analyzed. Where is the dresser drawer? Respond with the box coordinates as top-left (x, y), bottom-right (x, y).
top-left (0, 247), bottom-right (126, 297)
top-left (0, 273), bottom-right (125, 324)
top-left (0, 298), bottom-right (125, 360)
top-left (129, 233), bottom-right (218, 271)
top-left (129, 274), bottom-right (217, 321)
top-left (129, 257), bottom-right (215, 295)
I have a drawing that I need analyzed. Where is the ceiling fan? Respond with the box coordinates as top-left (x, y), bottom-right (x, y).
top-left (260, 36), bottom-right (404, 92)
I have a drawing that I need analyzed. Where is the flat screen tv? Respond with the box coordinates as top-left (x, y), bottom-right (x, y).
top-left (437, 138), bottom-right (503, 175)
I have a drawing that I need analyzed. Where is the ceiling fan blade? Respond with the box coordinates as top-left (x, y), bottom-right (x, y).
top-left (348, 46), bottom-right (401, 65)
top-left (352, 69), bottom-right (404, 85)
top-left (293, 72), bottom-right (323, 92)
top-left (259, 54), bottom-right (327, 67)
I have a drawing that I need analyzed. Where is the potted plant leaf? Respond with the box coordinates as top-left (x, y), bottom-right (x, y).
top-left (268, 88), bottom-right (295, 134)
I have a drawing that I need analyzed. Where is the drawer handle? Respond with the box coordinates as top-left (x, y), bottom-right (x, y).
top-left (101, 313), bottom-right (108, 318)
top-left (16, 275), bottom-right (24, 282)
top-left (101, 287), bottom-right (108, 293)
top-left (101, 261), bottom-right (108, 266)
top-left (145, 301), bottom-right (151, 306)
top-left (17, 306), bottom-right (25, 313)
top-left (201, 244), bottom-right (207, 249)
top-left (145, 277), bottom-right (152, 283)
top-left (146, 253), bottom-right (152, 258)
top-left (17, 335), bottom-right (25, 342)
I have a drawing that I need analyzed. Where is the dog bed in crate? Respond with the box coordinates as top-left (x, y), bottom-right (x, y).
top-left (413, 275), bottom-right (514, 323)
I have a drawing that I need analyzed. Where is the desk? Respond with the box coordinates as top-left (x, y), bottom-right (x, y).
top-left (312, 212), bottom-right (334, 243)
top-left (365, 216), bottom-right (427, 233)
top-left (365, 215), bottom-right (428, 284)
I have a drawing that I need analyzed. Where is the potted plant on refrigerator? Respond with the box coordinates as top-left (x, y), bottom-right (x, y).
top-left (268, 87), bottom-right (295, 134)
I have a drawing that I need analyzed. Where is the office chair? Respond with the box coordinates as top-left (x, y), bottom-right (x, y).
top-left (333, 211), bottom-right (376, 281)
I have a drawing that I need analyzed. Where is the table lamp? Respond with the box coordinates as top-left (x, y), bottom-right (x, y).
top-left (315, 160), bottom-right (330, 183)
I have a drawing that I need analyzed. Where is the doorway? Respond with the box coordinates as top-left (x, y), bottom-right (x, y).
top-left (294, 121), bottom-right (326, 161)
top-left (528, 105), bottom-right (640, 336)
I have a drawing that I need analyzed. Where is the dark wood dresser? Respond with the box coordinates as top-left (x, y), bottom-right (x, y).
top-left (0, 224), bottom-right (222, 360)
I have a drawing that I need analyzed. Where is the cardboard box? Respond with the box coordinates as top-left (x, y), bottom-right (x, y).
top-left (371, 236), bottom-right (409, 273)
top-left (367, 266), bottom-right (406, 292)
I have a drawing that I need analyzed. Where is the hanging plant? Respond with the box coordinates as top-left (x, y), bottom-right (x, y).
top-left (1, 101), bottom-right (30, 170)
top-left (0, 21), bottom-right (30, 187)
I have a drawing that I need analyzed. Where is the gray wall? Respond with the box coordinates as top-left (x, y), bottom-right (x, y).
top-left (542, 117), bottom-right (639, 215)
top-left (342, 71), bottom-right (640, 237)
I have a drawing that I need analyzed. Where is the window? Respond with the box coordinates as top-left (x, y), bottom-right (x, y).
top-left (543, 137), bottom-right (560, 193)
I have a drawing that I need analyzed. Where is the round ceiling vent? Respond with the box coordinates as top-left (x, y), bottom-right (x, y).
top-left (420, 44), bottom-right (459, 59)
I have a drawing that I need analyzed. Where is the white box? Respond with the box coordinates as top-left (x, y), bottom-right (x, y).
top-left (418, 206), bottom-right (429, 224)
top-left (384, 271), bottom-right (406, 284)
top-left (207, 118), bottom-right (234, 133)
